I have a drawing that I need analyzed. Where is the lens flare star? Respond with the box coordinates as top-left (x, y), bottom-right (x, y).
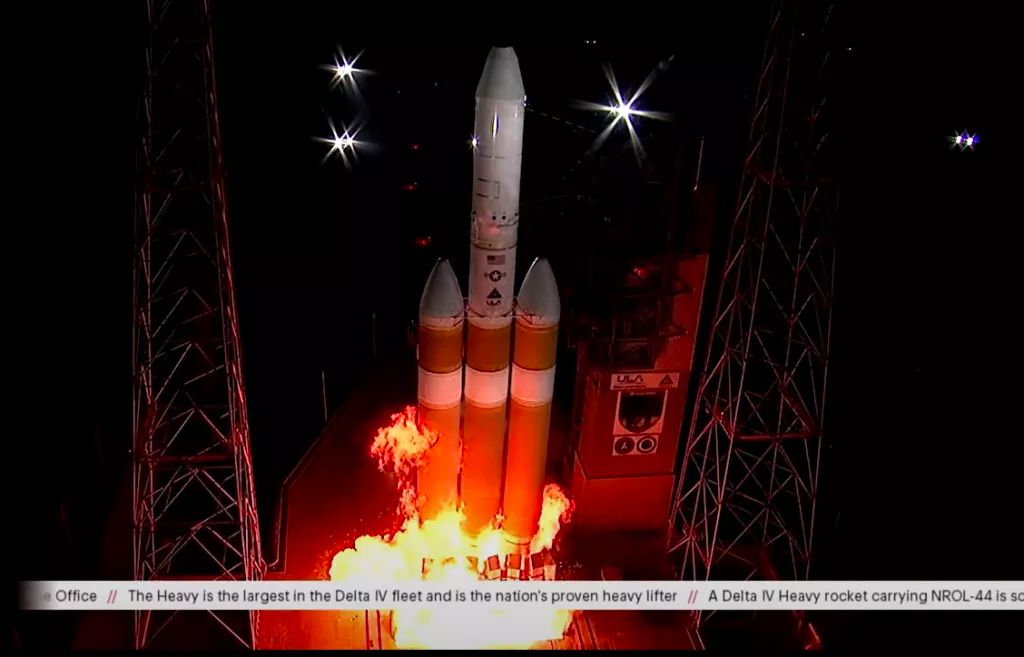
top-left (321, 47), bottom-right (369, 99)
top-left (572, 60), bottom-right (673, 164)
top-left (950, 131), bottom-right (979, 151)
top-left (316, 117), bottom-right (363, 169)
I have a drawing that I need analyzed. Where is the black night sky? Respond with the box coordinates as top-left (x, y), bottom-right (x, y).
top-left (10, 2), bottom-right (1019, 652)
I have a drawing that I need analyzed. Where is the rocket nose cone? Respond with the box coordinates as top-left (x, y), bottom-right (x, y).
top-left (517, 258), bottom-right (560, 325)
top-left (420, 259), bottom-right (465, 322)
top-left (476, 46), bottom-right (525, 100)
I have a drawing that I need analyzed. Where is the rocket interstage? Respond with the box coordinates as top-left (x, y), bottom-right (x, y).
top-left (503, 258), bottom-right (561, 548)
top-left (462, 47), bottom-right (526, 535)
top-left (416, 260), bottom-right (464, 519)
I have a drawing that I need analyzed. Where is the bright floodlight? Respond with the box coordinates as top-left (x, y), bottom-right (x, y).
top-left (951, 131), bottom-right (979, 151)
top-left (322, 48), bottom-right (368, 97)
top-left (610, 102), bottom-right (635, 121)
top-left (317, 118), bottom-right (362, 169)
top-left (335, 63), bottom-right (354, 80)
top-left (573, 61), bottom-right (673, 165)
top-left (470, 136), bottom-right (479, 149)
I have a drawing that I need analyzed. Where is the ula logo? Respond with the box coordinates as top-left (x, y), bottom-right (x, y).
top-left (616, 374), bottom-right (643, 386)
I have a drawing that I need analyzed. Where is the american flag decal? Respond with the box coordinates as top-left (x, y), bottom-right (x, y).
top-left (486, 255), bottom-right (505, 265)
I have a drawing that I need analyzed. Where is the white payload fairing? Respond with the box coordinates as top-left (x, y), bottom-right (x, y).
top-left (416, 46), bottom-right (561, 551)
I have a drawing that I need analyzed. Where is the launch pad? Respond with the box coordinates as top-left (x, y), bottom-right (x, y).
top-left (256, 353), bottom-right (698, 650)
top-left (422, 551), bottom-right (557, 581)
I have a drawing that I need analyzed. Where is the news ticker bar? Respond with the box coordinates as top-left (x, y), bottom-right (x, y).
top-left (19, 581), bottom-right (1024, 612)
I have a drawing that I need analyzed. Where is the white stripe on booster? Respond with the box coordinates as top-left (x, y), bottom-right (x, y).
top-left (464, 366), bottom-right (511, 407)
top-left (418, 367), bottom-right (463, 408)
top-left (510, 364), bottom-right (556, 405)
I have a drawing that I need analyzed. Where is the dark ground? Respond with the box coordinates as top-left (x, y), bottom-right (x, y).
top-left (9, 3), bottom-right (1020, 653)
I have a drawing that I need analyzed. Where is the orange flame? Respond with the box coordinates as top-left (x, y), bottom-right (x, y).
top-left (530, 483), bottom-right (574, 554)
top-left (370, 407), bottom-right (436, 515)
top-left (328, 406), bottom-right (575, 649)
top-left (370, 407), bottom-right (436, 475)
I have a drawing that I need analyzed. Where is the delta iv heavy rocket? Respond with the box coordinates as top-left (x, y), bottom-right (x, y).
top-left (415, 46), bottom-right (561, 552)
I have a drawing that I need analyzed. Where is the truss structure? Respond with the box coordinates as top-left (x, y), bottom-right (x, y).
top-left (132, 0), bottom-right (263, 648)
top-left (669, 0), bottom-right (840, 589)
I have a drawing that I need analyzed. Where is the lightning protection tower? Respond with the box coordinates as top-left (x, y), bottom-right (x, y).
top-left (132, 0), bottom-right (263, 648)
top-left (668, 0), bottom-right (841, 603)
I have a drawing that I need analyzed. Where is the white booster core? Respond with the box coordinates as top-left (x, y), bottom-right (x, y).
top-left (468, 47), bottom-right (525, 318)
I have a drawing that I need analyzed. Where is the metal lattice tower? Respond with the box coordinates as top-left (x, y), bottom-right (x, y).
top-left (132, 0), bottom-right (263, 648)
top-left (668, 0), bottom-right (839, 590)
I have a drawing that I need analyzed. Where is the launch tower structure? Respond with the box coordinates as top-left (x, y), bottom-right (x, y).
top-left (132, 0), bottom-right (263, 648)
top-left (668, 0), bottom-right (841, 602)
